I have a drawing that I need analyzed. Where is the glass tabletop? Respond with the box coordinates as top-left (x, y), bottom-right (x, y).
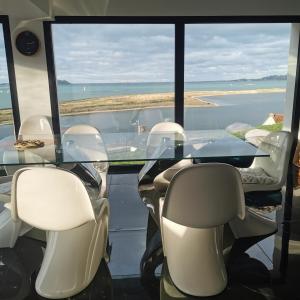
top-left (0, 130), bottom-right (268, 166)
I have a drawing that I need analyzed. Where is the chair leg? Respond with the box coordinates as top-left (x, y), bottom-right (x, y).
top-left (228, 231), bottom-right (275, 264)
top-left (146, 212), bottom-right (159, 247)
top-left (141, 230), bottom-right (163, 283)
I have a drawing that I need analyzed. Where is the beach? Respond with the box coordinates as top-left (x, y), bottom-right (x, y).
top-left (59, 88), bottom-right (284, 116)
top-left (0, 87), bottom-right (285, 125)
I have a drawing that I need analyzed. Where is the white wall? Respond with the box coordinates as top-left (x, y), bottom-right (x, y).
top-left (1, 0), bottom-right (300, 133)
top-left (51, 0), bottom-right (300, 17)
top-left (2, 0), bottom-right (298, 17)
top-left (105, 0), bottom-right (300, 16)
top-left (9, 18), bottom-right (52, 123)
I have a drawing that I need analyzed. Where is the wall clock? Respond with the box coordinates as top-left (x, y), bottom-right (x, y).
top-left (16, 31), bottom-right (39, 56)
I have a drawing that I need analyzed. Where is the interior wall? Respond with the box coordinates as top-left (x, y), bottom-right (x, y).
top-left (9, 18), bottom-right (52, 123)
top-left (2, 0), bottom-right (300, 132)
top-left (105, 0), bottom-right (300, 16)
top-left (2, 0), bottom-right (299, 17)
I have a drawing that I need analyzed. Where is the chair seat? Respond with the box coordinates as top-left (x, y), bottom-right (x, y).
top-left (238, 131), bottom-right (292, 194)
top-left (239, 167), bottom-right (278, 185)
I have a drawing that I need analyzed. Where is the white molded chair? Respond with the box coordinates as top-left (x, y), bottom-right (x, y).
top-left (160, 163), bottom-right (245, 297)
top-left (2, 150), bottom-right (53, 246)
top-left (138, 122), bottom-right (193, 226)
top-left (0, 115), bottom-right (55, 248)
top-left (145, 121), bottom-right (186, 158)
top-left (239, 131), bottom-right (293, 193)
top-left (135, 109), bottom-right (165, 132)
top-left (4, 115), bottom-right (55, 176)
top-left (62, 125), bottom-right (109, 198)
top-left (18, 115), bottom-right (53, 140)
top-left (0, 177), bottom-right (32, 248)
top-left (6, 167), bottom-right (109, 299)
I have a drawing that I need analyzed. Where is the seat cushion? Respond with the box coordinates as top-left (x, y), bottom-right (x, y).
top-left (239, 167), bottom-right (277, 185)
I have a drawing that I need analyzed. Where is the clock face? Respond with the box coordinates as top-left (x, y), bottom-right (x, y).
top-left (15, 31), bottom-right (39, 56)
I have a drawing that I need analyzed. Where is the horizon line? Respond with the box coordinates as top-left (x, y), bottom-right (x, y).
top-left (0, 75), bottom-right (286, 86)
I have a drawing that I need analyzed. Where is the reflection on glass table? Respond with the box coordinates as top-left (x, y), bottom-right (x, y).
top-left (0, 130), bottom-right (268, 166)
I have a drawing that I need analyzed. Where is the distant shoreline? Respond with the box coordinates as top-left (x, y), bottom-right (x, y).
top-left (0, 88), bottom-right (285, 125)
top-left (59, 88), bottom-right (285, 116)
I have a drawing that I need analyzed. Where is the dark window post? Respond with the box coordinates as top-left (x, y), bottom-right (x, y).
top-left (43, 21), bottom-right (61, 137)
top-left (280, 29), bottom-right (300, 277)
top-left (175, 22), bottom-right (184, 126)
top-left (1, 16), bottom-right (20, 136)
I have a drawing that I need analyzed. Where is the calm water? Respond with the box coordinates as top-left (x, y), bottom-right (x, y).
top-left (58, 79), bottom-right (286, 102)
top-left (59, 92), bottom-right (284, 134)
top-left (0, 79), bottom-right (286, 108)
top-left (0, 80), bottom-right (286, 138)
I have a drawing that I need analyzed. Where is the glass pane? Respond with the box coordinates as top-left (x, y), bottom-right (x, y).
top-left (184, 24), bottom-right (290, 144)
top-left (0, 25), bottom-right (14, 138)
top-left (0, 130), bottom-right (268, 166)
top-left (52, 24), bottom-right (175, 161)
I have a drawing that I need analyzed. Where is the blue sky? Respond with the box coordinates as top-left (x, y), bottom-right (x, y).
top-left (0, 23), bottom-right (291, 84)
top-left (0, 27), bottom-right (9, 84)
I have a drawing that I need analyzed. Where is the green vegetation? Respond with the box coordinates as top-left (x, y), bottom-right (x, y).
top-left (0, 109), bottom-right (13, 125)
top-left (109, 160), bottom-right (145, 166)
top-left (231, 131), bottom-right (247, 140)
top-left (232, 123), bottom-right (283, 140)
top-left (256, 123), bottom-right (283, 132)
top-left (108, 148), bottom-right (146, 166)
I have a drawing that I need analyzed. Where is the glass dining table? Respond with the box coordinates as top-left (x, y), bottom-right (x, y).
top-left (0, 129), bottom-right (268, 166)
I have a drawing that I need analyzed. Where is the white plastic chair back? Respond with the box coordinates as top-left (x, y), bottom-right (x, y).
top-left (62, 125), bottom-right (109, 196)
top-left (139, 122), bottom-right (187, 181)
top-left (146, 122), bottom-right (186, 157)
top-left (252, 131), bottom-right (292, 186)
top-left (10, 167), bottom-right (95, 230)
top-left (137, 109), bottom-right (164, 131)
top-left (4, 115), bottom-right (55, 175)
top-left (3, 150), bottom-right (50, 175)
top-left (8, 167), bottom-right (109, 298)
top-left (18, 115), bottom-right (54, 141)
top-left (161, 163), bottom-right (245, 296)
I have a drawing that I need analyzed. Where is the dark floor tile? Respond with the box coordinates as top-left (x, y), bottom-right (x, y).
top-left (161, 256), bottom-right (274, 300)
top-left (109, 230), bottom-right (146, 277)
top-left (0, 237), bottom-right (44, 300)
top-left (109, 173), bottom-right (138, 186)
top-left (246, 244), bottom-right (273, 270)
top-left (108, 184), bottom-right (148, 230)
top-left (113, 277), bottom-right (155, 300)
top-left (258, 235), bottom-right (275, 260)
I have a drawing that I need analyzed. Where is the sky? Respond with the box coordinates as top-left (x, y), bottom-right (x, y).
top-left (0, 23), bottom-right (292, 84)
top-left (0, 27), bottom-right (9, 84)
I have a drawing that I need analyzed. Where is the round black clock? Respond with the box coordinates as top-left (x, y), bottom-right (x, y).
top-left (15, 31), bottom-right (39, 56)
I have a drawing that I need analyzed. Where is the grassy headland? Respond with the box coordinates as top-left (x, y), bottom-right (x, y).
top-left (0, 88), bottom-right (285, 125)
top-left (58, 88), bottom-right (284, 116)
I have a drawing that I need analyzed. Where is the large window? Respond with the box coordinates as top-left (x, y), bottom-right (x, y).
top-left (0, 23), bottom-right (15, 138)
top-left (52, 24), bottom-right (175, 138)
top-left (184, 23), bottom-right (290, 141)
top-left (50, 21), bottom-right (292, 155)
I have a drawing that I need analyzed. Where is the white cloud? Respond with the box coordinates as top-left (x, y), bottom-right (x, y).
top-left (0, 23), bottom-right (291, 84)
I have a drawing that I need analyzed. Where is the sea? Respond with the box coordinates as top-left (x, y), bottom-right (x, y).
top-left (0, 79), bottom-right (287, 138)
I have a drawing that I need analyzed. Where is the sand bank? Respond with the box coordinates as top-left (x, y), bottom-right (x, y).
top-left (0, 88), bottom-right (285, 124)
top-left (59, 88), bottom-right (285, 116)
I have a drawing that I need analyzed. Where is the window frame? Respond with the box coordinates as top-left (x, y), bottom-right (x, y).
top-left (44, 16), bottom-right (300, 278)
top-left (0, 15), bottom-right (20, 135)
top-left (44, 16), bottom-right (300, 134)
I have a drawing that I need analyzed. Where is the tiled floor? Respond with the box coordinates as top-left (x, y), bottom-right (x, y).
top-left (108, 173), bottom-right (148, 277)
top-left (246, 235), bottom-right (274, 270)
top-left (0, 172), bottom-right (300, 299)
top-left (107, 172), bottom-right (278, 277)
